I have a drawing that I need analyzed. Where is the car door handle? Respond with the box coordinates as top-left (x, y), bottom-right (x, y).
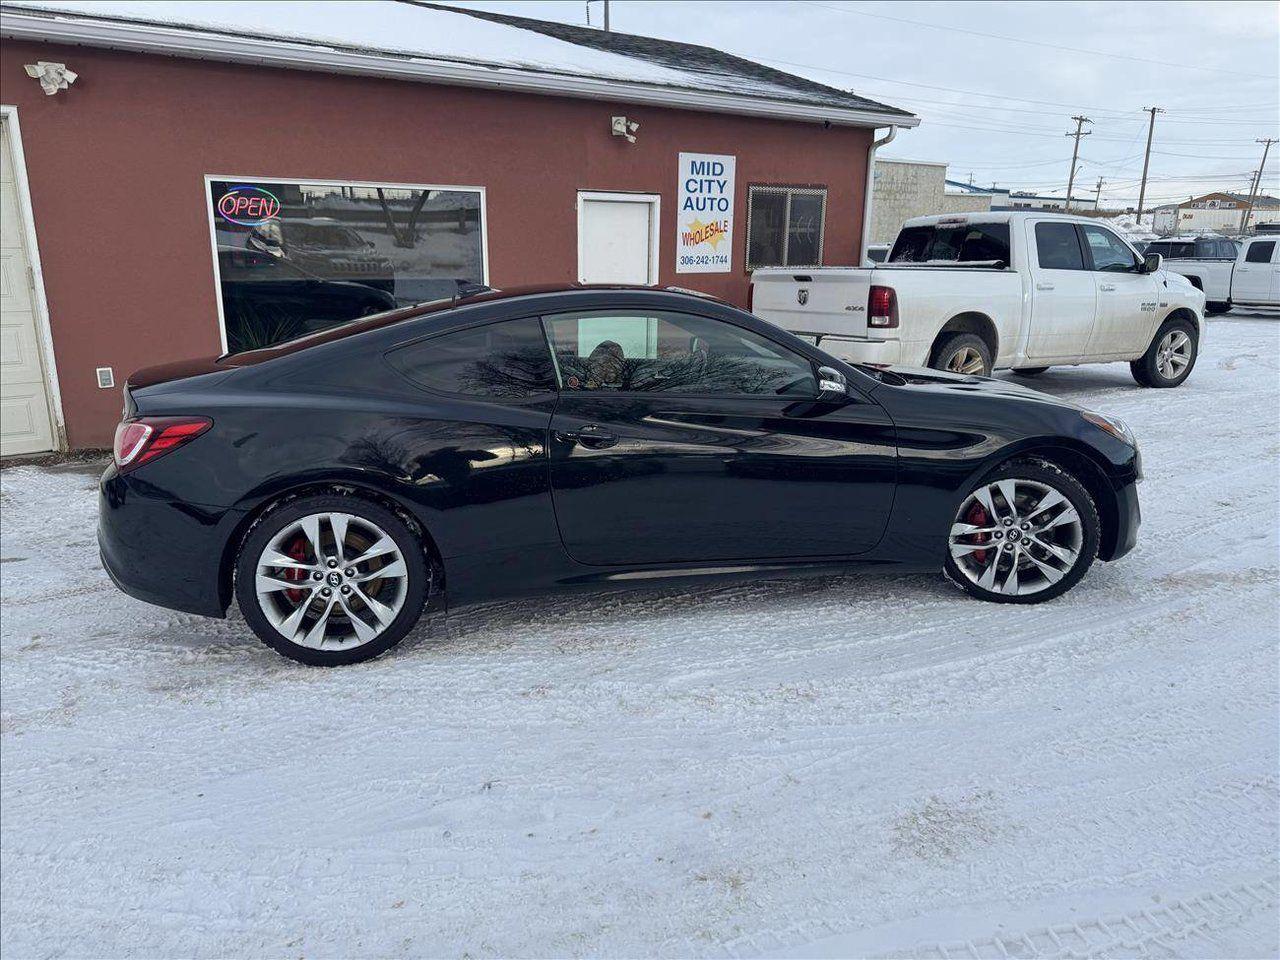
top-left (1099, 284), bottom-right (1117, 292)
top-left (556, 424), bottom-right (618, 449)
top-left (1035, 282), bottom-right (1054, 291)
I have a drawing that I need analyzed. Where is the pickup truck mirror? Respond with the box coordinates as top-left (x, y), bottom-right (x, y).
top-left (1142, 252), bottom-right (1163, 274)
top-left (816, 365), bottom-right (849, 402)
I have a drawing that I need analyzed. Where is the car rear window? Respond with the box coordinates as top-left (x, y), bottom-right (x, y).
top-left (889, 222), bottom-right (1011, 266)
top-left (1151, 241), bottom-right (1195, 259)
top-left (387, 317), bottom-right (556, 398)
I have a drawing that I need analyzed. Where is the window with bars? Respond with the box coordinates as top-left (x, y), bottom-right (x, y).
top-left (745, 185), bottom-right (827, 270)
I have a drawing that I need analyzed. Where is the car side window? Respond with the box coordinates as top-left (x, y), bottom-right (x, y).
top-left (1245, 241), bottom-right (1276, 264)
top-left (1035, 222), bottom-right (1086, 270)
top-left (1081, 225), bottom-right (1141, 273)
top-left (542, 310), bottom-right (818, 397)
top-left (387, 317), bottom-right (557, 399)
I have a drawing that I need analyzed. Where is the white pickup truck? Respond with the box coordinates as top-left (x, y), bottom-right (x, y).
top-left (1146, 235), bottom-right (1280, 314)
top-left (751, 212), bottom-right (1207, 387)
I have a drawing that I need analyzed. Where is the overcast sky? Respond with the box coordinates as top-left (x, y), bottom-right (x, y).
top-left (451, 0), bottom-right (1279, 206)
top-left (15, 0), bottom-right (1279, 206)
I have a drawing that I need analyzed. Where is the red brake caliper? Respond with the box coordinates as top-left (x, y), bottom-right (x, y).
top-left (282, 535), bottom-right (309, 604)
top-left (966, 503), bottom-right (990, 564)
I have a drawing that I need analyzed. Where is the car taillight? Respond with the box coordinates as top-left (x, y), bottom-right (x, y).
top-left (112, 416), bottom-right (212, 473)
top-left (868, 285), bottom-right (898, 328)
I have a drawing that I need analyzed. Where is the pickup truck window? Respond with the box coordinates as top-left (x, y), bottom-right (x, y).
top-left (889, 222), bottom-right (1010, 265)
top-left (1245, 241), bottom-right (1276, 263)
top-left (1081, 225), bottom-right (1141, 273)
top-left (1035, 222), bottom-right (1086, 270)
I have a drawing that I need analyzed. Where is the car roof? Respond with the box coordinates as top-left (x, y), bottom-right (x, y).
top-left (222, 284), bottom-right (736, 365)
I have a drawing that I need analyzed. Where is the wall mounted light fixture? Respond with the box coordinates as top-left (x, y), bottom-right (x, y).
top-left (24, 61), bottom-right (77, 95)
top-left (611, 115), bottom-right (639, 144)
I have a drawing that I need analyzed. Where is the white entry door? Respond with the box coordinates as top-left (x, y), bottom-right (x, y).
top-left (1, 117), bottom-right (56, 456)
top-left (577, 192), bottom-right (659, 285)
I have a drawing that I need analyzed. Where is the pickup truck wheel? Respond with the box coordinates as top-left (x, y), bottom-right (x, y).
top-left (933, 333), bottom-right (993, 377)
top-left (1131, 318), bottom-right (1198, 388)
top-left (1205, 302), bottom-right (1230, 316)
top-left (1013, 367), bottom-right (1050, 376)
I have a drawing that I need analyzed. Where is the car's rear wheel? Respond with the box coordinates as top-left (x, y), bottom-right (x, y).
top-left (235, 494), bottom-right (429, 665)
top-left (1131, 317), bottom-right (1198, 387)
top-left (944, 460), bottom-right (1099, 604)
top-left (932, 332), bottom-right (993, 377)
top-left (1205, 301), bottom-right (1230, 316)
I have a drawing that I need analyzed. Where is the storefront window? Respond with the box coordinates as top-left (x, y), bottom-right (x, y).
top-left (745, 185), bottom-right (827, 270)
top-left (207, 178), bottom-right (486, 352)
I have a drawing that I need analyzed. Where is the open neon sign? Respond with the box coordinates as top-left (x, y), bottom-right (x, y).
top-left (217, 186), bottom-right (281, 226)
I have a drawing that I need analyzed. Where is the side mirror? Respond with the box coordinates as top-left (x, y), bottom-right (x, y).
top-left (1143, 252), bottom-right (1163, 274)
top-left (816, 365), bottom-right (848, 402)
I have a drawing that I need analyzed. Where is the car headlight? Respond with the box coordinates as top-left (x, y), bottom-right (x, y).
top-left (1083, 411), bottom-right (1136, 446)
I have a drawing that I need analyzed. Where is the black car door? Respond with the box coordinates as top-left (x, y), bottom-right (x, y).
top-left (542, 308), bottom-right (896, 566)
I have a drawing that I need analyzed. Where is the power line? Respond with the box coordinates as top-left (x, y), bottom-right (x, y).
top-left (797, 1), bottom-right (1277, 79)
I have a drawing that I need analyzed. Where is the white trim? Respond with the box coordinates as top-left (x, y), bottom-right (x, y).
top-left (1, 103), bottom-right (66, 451)
top-left (0, 6), bottom-right (917, 130)
top-left (576, 191), bottom-right (661, 286)
top-left (202, 173), bottom-right (489, 353)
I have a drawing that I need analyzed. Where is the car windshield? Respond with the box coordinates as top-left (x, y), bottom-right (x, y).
top-left (284, 223), bottom-right (365, 248)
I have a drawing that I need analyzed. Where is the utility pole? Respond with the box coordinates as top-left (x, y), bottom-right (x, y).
top-left (1135, 106), bottom-right (1164, 222)
top-left (1094, 177), bottom-right (1104, 210)
top-left (1240, 138), bottom-right (1277, 233)
top-left (1064, 115), bottom-right (1092, 211)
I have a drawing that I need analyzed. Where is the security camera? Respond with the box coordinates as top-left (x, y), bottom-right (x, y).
top-left (611, 115), bottom-right (639, 144)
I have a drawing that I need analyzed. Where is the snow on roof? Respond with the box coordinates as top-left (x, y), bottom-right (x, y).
top-left (1, 0), bottom-right (916, 126)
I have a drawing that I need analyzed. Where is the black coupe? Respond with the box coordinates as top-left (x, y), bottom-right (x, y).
top-left (99, 286), bottom-right (1141, 665)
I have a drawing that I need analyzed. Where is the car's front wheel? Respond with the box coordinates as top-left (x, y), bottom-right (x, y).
top-left (1131, 317), bottom-right (1198, 387)
top-left (235, 494), bottom-right (430, 665)
top-left (945, 460), bottom-right (1100, 604)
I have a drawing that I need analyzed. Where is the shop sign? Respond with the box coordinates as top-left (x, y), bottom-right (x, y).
top-left (217, 186), bottom-right (281, 226)
top-left (676, 153), bottom-right (735, 273)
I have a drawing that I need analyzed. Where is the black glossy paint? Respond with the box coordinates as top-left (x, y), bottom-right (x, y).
top-left (98, 288), bottom-right (1141, 619)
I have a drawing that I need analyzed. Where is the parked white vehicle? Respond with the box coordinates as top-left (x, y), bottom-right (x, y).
top-left (751, 212), bottom-right (1207, 388)
top-left (1150, 235), bottom-right (1280, 314)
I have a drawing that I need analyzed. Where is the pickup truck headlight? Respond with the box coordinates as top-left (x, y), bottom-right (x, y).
top-left (1083, 411), bottom-right (1135, 446)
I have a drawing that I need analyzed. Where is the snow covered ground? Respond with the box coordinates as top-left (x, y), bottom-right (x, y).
top-left (2, 313), bottom-right (1278, 959)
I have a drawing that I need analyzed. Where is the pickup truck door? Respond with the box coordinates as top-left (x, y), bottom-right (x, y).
top-left (1024, 220), bottom-right (1096, 361)
top-left (1233, 239), bottom-right (1278, 304)
top-left (1080, 224), bottom-right (1160, 357)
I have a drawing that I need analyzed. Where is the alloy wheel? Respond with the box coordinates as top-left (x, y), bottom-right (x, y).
top-left (1155, 329), bottom-right (1192, 380)
top-left (949, 478), bottom-right (1083, 596)
top-left (946, 346), bottom-right (986, 375)
top-left (254, 512), bottom-right (408, 649)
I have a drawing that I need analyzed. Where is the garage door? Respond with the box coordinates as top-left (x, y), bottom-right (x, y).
top-left (577, 192), bottom-right (659, 285)
top-left (1, 117), bottom-right (56, 457)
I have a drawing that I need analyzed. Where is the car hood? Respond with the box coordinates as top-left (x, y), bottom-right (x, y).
top-left (861, 364), bottom-right (1084, 410)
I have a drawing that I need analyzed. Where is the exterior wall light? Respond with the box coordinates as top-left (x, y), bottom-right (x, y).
top-left (24, 61), bottom-right (78, 95)
top-left (611, 115), bottom-right (639, 143)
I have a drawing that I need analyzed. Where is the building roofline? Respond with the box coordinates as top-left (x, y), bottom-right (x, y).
top-left (0, 3), bottom-right (920, 129)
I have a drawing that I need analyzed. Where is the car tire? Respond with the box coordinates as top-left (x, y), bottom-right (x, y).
top-left (1205, 302), bottom-right (1230, 316)
top-left (1130, 316), bottom-right (1198, 388)
top-left (944, 458), bottom-right (1100, 604)
top-left (931, 332), bottom-right (993, 377)
top-left (235, 493), bottom-right (430, 666)
top-left (1013, 366), bottom-right (1050, 376)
